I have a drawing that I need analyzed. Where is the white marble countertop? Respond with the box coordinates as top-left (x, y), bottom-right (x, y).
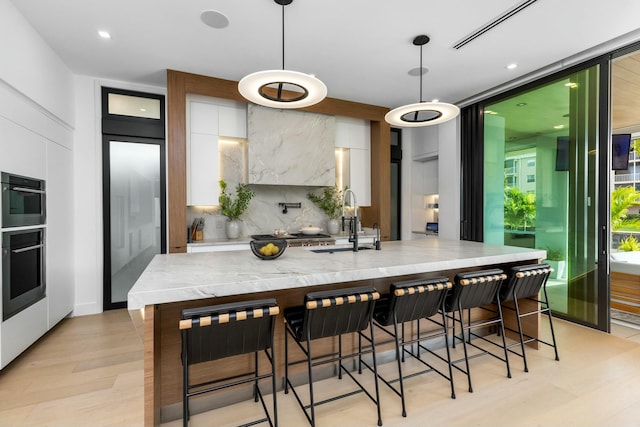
top-left (128, 238), bottom-right (546, 310)
top-left (186, 231), bottom-right (377, 248)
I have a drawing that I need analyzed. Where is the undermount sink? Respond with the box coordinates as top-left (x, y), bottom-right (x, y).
top-left (309, 246), bottom-right (373, 253)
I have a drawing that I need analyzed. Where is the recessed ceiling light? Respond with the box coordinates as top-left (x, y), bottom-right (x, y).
top-left (565, 82), bottom-right (578, 88)
top-left (98, 30), bottom-right (111, 39)
top-left (554, 125), bottom-right (564, 129)
top-left (506, 63), bottom-right (518, 70)
top-left (200, 10), bottom-right (230, 29)
top-left (484, 110), bottom-right (498, 115)
top-left (408, 66), bottom-right (428, 76)
top-left (516, 102), bottom-right (527, 107)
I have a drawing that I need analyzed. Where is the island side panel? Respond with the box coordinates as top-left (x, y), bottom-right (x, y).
top-left (144, 304), bottom-right (161, 427)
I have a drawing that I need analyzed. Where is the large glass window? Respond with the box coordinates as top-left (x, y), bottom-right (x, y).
top-left (483, 65), bottom-right (601, 326)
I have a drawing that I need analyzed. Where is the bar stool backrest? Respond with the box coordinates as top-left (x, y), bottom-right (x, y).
top-left (448, 269), bottom-right (507, 311)
top-left (380, 277), bottom-right (452, 325)
top-left (302, 286), bottom-right (380, 341)
top-left (500, 264), bottom-right (552, 302)
top-left (180, 299), bottom-right (279, 365)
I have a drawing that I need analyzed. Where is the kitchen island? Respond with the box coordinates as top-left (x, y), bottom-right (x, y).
top-left (129, 238), bottom-right (545, 426)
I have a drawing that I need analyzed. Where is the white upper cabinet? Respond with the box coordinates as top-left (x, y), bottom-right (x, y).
top-left (186, 96), bottom-right (247, 206)
top-left (334, 117), bottom-right (371, 206)
top-left (218, 105), bottom-right (247, 139)
top-left (190, 101), bottom-right (219, 135)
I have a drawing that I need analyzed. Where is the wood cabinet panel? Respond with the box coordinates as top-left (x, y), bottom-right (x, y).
top-left (167, 70), bottom-right (391, 249)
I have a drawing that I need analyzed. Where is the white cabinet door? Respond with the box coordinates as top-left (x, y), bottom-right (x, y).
top-left (188, 134), bottom-right (219, 206)
top-left (190, 102), bottom-right (219, 135)
top-left (46, 141), bottom-right (74, 326)
top-left (219, 105), bottom-right (247, 138)
top-left (187, 97), bottom-right (247, 206)
top-left (335, 117), bottom-right (352, 148)
top-left (350, 148), bottom-right (371, 206)
top-left (334, 117), bottom-right (371, 205)
top-left (349, 119), bottom-right (370, 150)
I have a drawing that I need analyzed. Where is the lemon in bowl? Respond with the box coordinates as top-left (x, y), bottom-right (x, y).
top-left (250, 239), bottom-right (287, 260)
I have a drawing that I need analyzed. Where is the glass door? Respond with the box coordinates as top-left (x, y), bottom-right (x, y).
top-left (101, 87), bottom-right (166, 310)
top-left (103, 137), bottom-right (165, 308)
top-left (482, 64), bottom-right (607, 329)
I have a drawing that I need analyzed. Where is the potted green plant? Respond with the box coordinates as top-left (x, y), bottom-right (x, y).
top-left (544, 246), bottom-right (566, 280)
top-left (307, 186), bottom-right (344, 234)
top-left (218, 179), bottom-right (255, 238)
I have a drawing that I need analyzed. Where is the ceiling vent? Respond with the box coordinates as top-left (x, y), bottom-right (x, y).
top-left (452, 0), bottom-right (538, 50)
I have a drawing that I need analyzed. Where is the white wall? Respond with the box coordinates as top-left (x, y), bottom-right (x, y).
top-left (401, 119), bottom-right (460, 241)
top-left (437, 118), bottom-right (460, 240)
top-left (72, 76), bottom-right (165, 316)
top-left (0, 0), bottom-right (74, 127)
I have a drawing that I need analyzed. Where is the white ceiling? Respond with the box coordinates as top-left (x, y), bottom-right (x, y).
top-left (9, 0), bottom-right (640, 109)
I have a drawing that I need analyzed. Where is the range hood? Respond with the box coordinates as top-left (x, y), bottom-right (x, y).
top-left (247, 104), bottom-right (336, 186)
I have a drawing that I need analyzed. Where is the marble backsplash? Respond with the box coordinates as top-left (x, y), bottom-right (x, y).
top-left (187, 185), bottom-right (336, 240)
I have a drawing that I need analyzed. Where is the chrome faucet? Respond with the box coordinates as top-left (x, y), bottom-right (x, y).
top-left (342, 189), bottom-right (359, 252)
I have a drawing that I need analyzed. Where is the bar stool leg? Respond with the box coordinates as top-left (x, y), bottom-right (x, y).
top-left (441, 306), bottom-right (456, 399)
top-left (306, 333), bottom-right (316, 427)
top-left (542, 286), bottom-right (560, 361)
top-left (457, 301), bottom-right (473, 393)
top-left (496, 299), bottom-right (512, 379)
top-left (368, 321), bottom-right (383, 427)
top-left (269, 331), bottom-right (278, 427)
top-left (392, 314), bottom-right (407, 417)
top-left (512, 293), bottom-right (529, 372)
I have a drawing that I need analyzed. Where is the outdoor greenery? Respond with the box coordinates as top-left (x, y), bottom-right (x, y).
top-left (504, 187), bottom-right (536, 230)
top-left (218, 179), bottom-right (255, 221)
top-left (611, 186), bottom-right (640, 231)
top-left (618, 235), bottom-right (640, 252)
top-left (307, 186), bottom-right (344, 219)
top-left (545, 247), bottom-right (564, 261)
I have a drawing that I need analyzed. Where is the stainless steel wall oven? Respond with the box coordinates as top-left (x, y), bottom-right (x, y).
top-left (2, 228), bottom-right (46, 321)
top-left (1, 172), bottom-right (46, 228)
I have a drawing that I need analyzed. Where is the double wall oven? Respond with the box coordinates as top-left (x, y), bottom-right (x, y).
top-left (1, 172), bottom-right (46, 321)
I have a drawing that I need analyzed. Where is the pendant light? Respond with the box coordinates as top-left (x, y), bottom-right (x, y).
top-left (385, 35), bottom-right (460, 127)
top-left (238, 0), bottom-right (327, 109)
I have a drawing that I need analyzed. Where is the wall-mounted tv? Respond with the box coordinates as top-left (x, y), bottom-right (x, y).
top-left (555, 136), bottom-right (569, 171)
top-left (612, 134), bottom-right (631, 171)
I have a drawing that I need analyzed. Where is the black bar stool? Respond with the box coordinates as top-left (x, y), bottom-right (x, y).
top-left (283, 286), bottom-right (382, 427)
top-left (445, 269), bottom-right (511, 393)
top-left (372, 277), bottom-right (455, 418)
top-left (180, 298), bottom-right (280, 427)
top-left (500, 263), bottom-right (559, 372)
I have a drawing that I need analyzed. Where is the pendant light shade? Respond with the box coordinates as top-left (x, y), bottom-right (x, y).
top-left (385, 35), bottom-right (459, 127)
top-left (238, 0), bottom-right (327, 109)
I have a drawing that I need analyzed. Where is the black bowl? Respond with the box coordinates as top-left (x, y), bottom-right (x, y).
top-left (250, 239), bottom-right (288, 260)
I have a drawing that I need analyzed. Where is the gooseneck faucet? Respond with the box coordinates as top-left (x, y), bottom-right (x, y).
top-left (342, 189), bottom-right (359, 252)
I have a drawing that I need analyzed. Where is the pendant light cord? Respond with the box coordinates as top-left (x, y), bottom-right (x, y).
top-left (419, 44), bottom-right (423, 103)
top-left (281, 2), bottom-right (285, 70)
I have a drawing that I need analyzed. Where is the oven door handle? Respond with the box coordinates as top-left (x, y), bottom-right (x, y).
top-left (10, 186), bottom-right (45, 194)
top-left (12, 244), bottom-right (44, 254)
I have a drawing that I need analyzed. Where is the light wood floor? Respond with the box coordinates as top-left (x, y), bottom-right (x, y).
top-left (1, 309), bottom-right (640, 427)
